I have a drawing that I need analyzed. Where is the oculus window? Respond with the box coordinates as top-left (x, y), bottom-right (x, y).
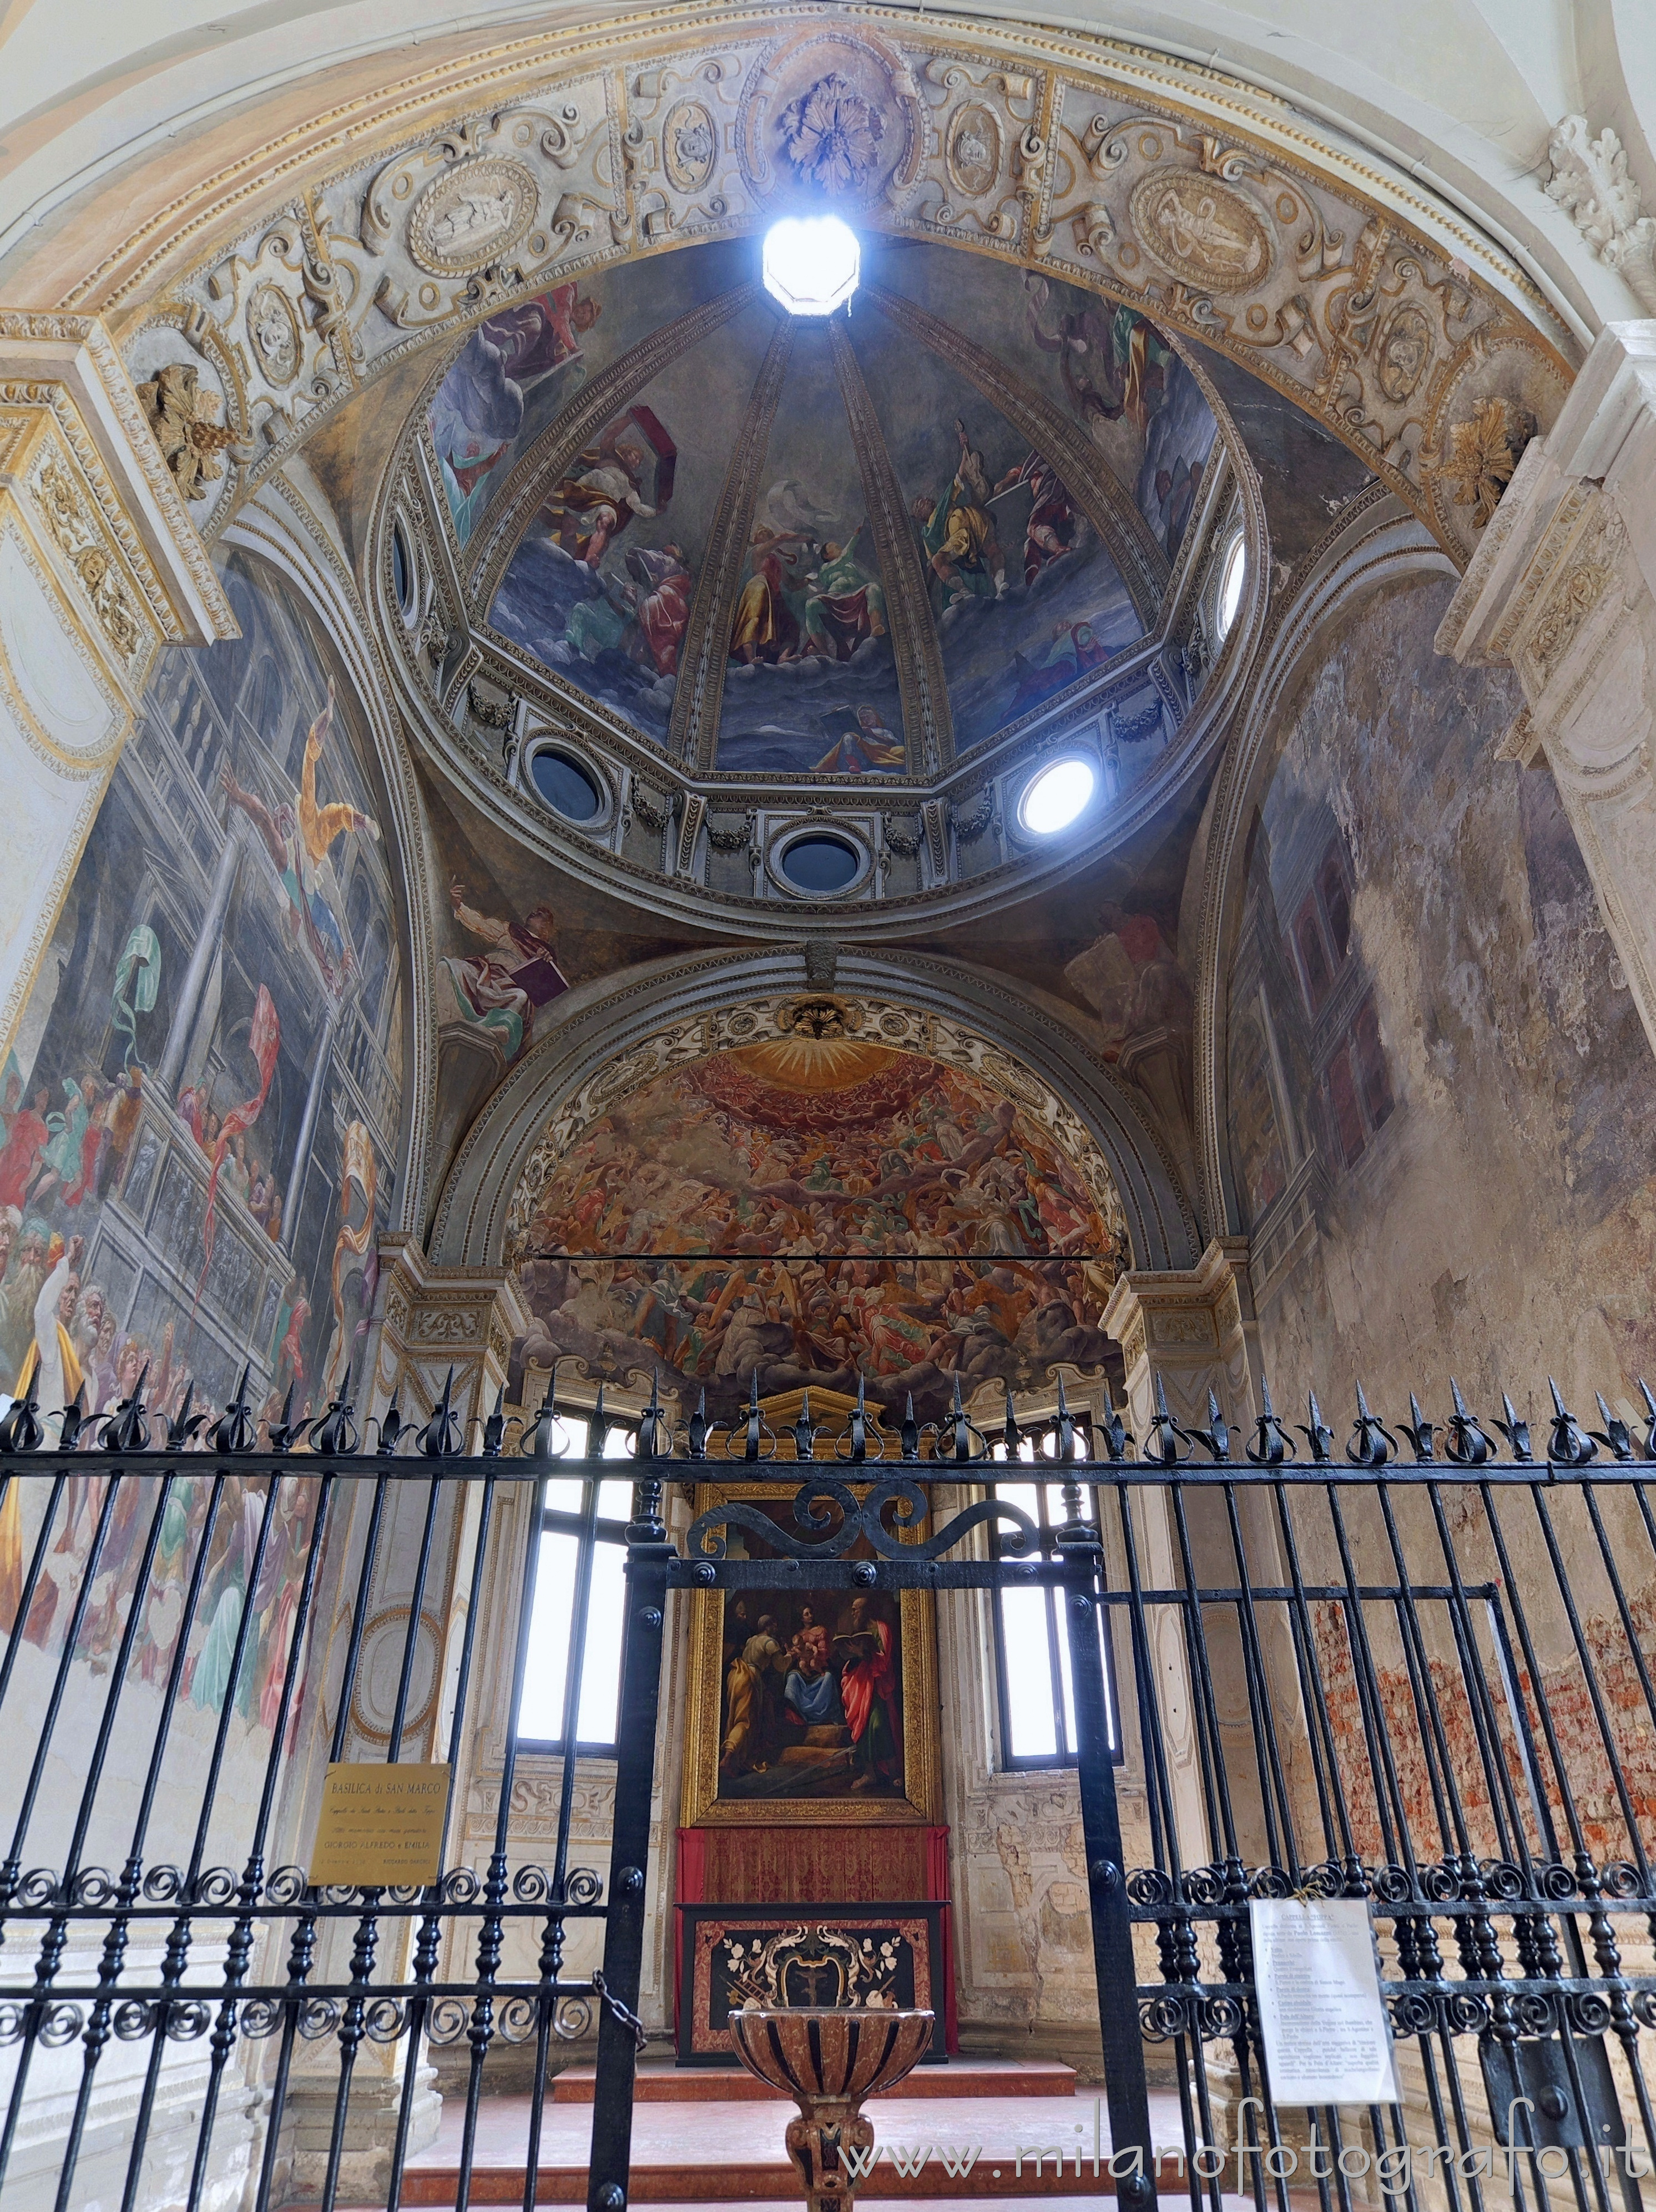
top-left (516, 1417), bottom-right (635, 1755)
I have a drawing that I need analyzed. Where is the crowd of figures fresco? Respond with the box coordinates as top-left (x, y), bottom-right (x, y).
top-left (477, 241), bottom-right (1216, 766)
top-left (507, 1034), bottom-right (1125, 1421)
top-left (0, 550), bottom-right (403, 1750)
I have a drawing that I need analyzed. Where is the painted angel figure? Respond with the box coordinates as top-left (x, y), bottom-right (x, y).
top-left (222, 679), bottom-right (380, 994)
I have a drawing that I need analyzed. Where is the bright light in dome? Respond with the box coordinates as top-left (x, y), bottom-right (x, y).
top-left (1216, 538), bottom-right (1246, 640)
top-left (1021, 758), bottom-right (1096, 835)
top-left (763, 216), bottom-right (860, 316)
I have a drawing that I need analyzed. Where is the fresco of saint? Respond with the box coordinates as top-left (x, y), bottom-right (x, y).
top-left (221, 681), bottom-right (381, 996)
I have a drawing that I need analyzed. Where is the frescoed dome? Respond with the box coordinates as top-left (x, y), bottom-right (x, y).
top-left (429, 237), bottom-right (1218, 781)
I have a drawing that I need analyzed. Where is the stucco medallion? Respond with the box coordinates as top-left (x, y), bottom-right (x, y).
top-left (739, 28), bottom-right (923, 207)
top-left (1129, 170), bottom-right (1273, 294)
top-left (946, 102), bottom-right (1002, 198)
top-left (409, 156), bottom-right (541, 276)
top-left (246, 284), bottom-right (300, 386)
top-left (663, 99), bottom-right (719, 193)
top-left (1374, 302), bottom-right (1433, 403)
top-left (779, 73), bottom-right (886, 194)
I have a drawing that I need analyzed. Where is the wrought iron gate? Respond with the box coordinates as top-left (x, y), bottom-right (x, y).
top-left (1, 1369), bottom-right (1654, 2212)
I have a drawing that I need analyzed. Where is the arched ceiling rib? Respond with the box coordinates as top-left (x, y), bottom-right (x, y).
top-left (101, 8), bottom-right (1571, 582)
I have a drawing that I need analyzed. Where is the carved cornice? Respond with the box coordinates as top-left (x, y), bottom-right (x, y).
top-left (0, 317), bottom-right (236, 646)
top-left (830, 313), bottom-right (952, 776)
top-left (104, 9), bottom-right (1569, 569)
top-left (670, 312), bottom-right (794, 771)
top-left (867, 282), bottom-right (1168, 621)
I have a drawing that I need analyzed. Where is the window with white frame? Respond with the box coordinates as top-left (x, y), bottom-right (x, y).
top-left (515, 1416), bottom-right (635, 1755)
top-left (987, 1435), bottom-right (1120, 1769)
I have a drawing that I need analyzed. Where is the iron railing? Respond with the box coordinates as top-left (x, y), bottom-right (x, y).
top-left (0, 1366), bottom-right (1652, 2212)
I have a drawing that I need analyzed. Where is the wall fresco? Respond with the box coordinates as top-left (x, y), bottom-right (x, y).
top-left (506, 1035), bottom-right (1125, 1420)
top-left (0, 550), bottom-right (404, 1834)
top-left (1224, 574), bottom-right (1656, 1415)
top-left (429, 241), bottom-right (754, 546)
top-left (716, 318), bottom-right (906, 776)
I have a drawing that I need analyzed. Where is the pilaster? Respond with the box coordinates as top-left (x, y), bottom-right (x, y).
top-left (1438, 320), bottom-right (1656, 1061)
top-left (1102, 1241), bottom-right (1311, 1875)
top-left (278, 1241), bottom-right (531, 2200)
top-left (0, 313), bottom-right (236, 1060)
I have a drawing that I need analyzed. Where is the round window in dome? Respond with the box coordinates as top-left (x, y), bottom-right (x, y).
top-left (1215, 537), bottom-right (1246, 641)
top-left (1019, 758), bottom-right (1096, 836)
top-left (530, 748), bottom-right (602, 822)
top-left (780, 833), bottom-right (861, 894)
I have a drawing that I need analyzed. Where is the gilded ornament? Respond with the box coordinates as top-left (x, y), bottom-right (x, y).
top-left (1374, 302), bottom-right (1433, 403)
top-left (408, 156), bottom-right (540, 276)
top-left (775, 995), bottom-right (864, 1040)
top-left (1128, 169), bottom-right (1273, 294)
top-left (946, 103), bottom-right (1001, 198)
top-left (663, 100), bottom-right (718, 194)
top-left (246, 284), bottom-right (301, 386)
top-left (32, 456), bottom-right (144, 663)
top-left (779, 73), bottom-right (885, 195)
top-left (1438, 398), bottom-right (1533, 530)
top-left (135, 362), bottom-right (237, 501)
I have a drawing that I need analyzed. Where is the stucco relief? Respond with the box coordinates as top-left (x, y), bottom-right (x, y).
top-left (117, 13), bottom-right (1566, 562)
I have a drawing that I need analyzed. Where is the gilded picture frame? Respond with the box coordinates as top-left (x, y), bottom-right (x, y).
top-left (679, 1477), bottom-right (942, 1828)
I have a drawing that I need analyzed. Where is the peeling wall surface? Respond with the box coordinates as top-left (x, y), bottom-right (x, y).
top-left (1226, 573), bottom-right (1656, 1413)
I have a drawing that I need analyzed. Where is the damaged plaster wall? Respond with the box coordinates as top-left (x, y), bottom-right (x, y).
top-left (1225, 571), bottom-right (1656, 1418)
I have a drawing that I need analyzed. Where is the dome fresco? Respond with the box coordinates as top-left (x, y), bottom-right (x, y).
top-left (433, 238), bottom-right (1218, 773)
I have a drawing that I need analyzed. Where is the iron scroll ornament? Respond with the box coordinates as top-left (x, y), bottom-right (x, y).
top-left (683, 1476), bottom-right (1042, 1563)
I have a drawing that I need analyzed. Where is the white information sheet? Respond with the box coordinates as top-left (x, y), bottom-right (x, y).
top-left (1248, 1896), bottom-right (1401, 2107)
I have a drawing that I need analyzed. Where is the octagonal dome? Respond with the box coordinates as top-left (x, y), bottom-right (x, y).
top-left (431, 236), bottom-right (1217, 779)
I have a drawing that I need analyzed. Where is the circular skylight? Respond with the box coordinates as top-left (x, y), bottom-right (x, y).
top-left (763, 216), bottom-right (860, 316)
top-left (1019, 758), bottom-right (1096, 835)
top-left (1216, 538), bottom-right (1246, 641)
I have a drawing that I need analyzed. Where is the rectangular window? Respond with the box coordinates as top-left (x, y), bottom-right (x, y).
top-left (515, 1418), bottom-right (635, 1755)
top-left (988, 1443), bottom-right (1119, 1769)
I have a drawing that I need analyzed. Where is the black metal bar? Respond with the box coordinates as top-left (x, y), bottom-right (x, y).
top-left (1062, 1516), bottom-right (1158, 2211)
top-left (587, 1537), bottom-right (670, 2211)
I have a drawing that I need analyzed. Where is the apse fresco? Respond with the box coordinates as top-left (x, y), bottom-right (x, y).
top-left (507, 1034), bottom-right (1126, 1420)
top-left (428, 241), bottom-right (754, 545)
top-left (847, 306), bottom-right (1142, 748)
top-left (716, 319), bottom-right (906, 775)
top-left (487, 296), bottom-right (778, 744)
top-left (0, 549), bottom-right (402, 1773)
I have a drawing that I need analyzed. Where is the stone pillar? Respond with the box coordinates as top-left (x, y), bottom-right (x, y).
top-left (276, 1239), bottom-right (531, 2200)
top-left (1438, 321), bottom-right (1656, 1060)
top-left (0, 314), bottom-right (236, 1059)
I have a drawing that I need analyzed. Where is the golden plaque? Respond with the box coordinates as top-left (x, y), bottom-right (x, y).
top-left (307, 1763), bottom-right (452, 1887)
